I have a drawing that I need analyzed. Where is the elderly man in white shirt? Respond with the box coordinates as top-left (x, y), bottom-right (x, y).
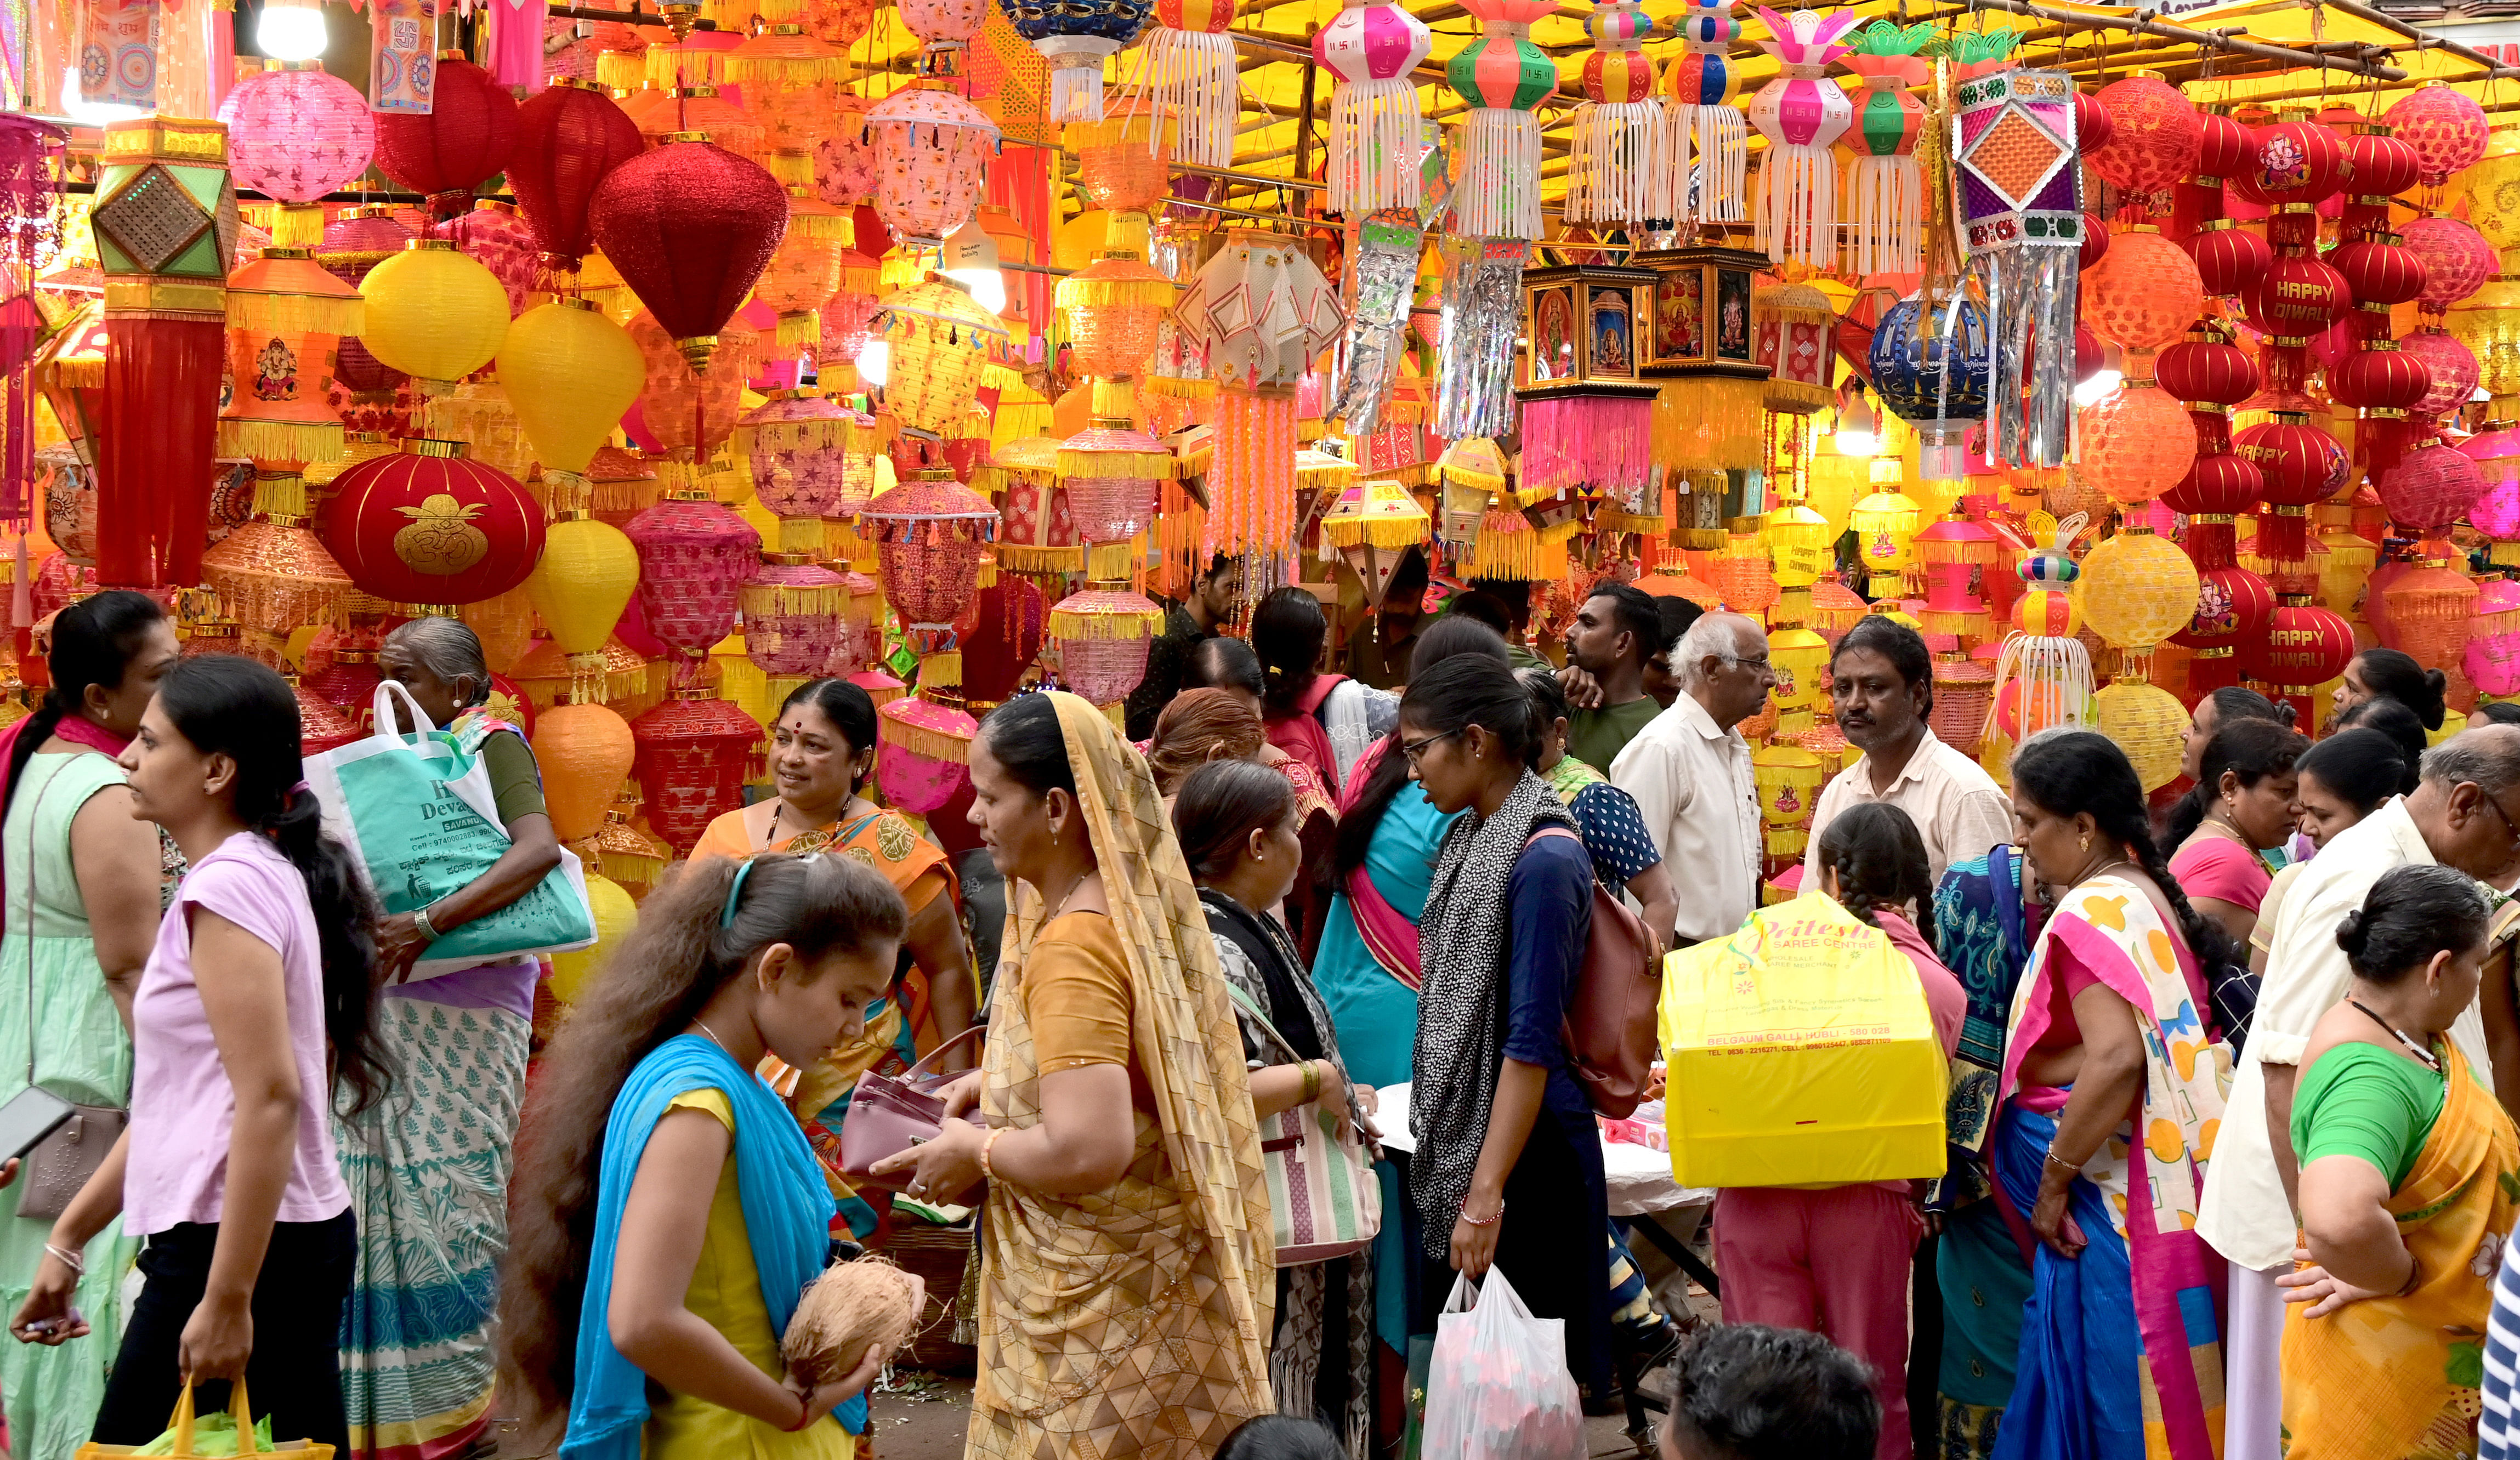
top-left (2198, 725), bottom-right (2520, 1460)
top-left (1801, 615), bottom-right (2013, 891)
top-left (1610, 612), bottom-right (1776, 948)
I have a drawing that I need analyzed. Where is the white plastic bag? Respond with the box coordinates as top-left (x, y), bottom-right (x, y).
top-left (1419, 1269), bottom-right (1586, 1460)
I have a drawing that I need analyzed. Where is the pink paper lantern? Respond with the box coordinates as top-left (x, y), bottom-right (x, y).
top-left (2399, 327), bottom-right (2482, 418)
top-left (219, 66), bottom-right (374, 208)
top-left (1049, 585), bottom-right (1163, 706)
top-left (426, 202), bottom-right (540, 315)
top-left (899, 0), bottom-right (990, 46)
top-left (625, 495), bottom-right (763, 654)
top-left (742, 556), bottom-right (848, 675)
top-left (740, 393), bottom-right (860, 517)
top-left (864, 84), bottom-right (1001, 247)
top-left (861, 472), bottom-right (998, 655)
top-left (2466, 577), bottom-right (2520, 695)
top-left (2464, 423), bottom-right (2520, 539)
top-left (631, 691), bottom-right (762, 856)
top-left (875, 693), bottom-right (978, 813)
top-left (815, 96), bottom-right (879, 206)
top-left (2385, 82), bottom-right (2491, 187)
top-left (2404, 214), bottom-right (2496, 311)
top-left (2377, 441), bottom-right (2485, 532)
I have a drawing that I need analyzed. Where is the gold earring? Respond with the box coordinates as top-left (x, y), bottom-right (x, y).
top-left (2079, 833), bottom-right (2091, 851)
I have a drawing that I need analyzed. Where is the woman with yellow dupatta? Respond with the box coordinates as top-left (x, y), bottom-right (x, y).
top-left (873, 691), bottom-right (1274, 1459)
top-left (2281, 864), bottom-right (2520, 1458)
top-left (690, 678), bottom-right (977, 1236)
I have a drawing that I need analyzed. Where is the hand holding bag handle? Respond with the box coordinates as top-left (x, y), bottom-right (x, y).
top-left (836, 1024), bottom-right (989, 1183)
top-left (159, 1378), bottom-right (269, 1458)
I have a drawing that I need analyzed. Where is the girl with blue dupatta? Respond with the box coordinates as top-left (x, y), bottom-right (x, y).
top-left (1994, 732), bottom-right (2236, 1460)
top-left (494, 852), bottom-right (911, 1460)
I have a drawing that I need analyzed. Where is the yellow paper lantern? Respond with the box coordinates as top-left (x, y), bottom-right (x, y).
top-left (529, 514), bottom-right (642, 666)
top-left (1755, 744), bottom-right (1824, 863)
top-left (2078, 522), bottom-right (2199, 653)
top-left (547, 870), bottom-right (639, 1005)
top-left (357, 240), bottom-right (512, 394)
top-left (2092, 679), bottom-right (2189, 792)
top-left (1770, 624), bottom-right (1831, 722)
top-left (2317, 528), bottom-right (2377, 615)
top-left (1765, 504), bottom-right (1836, 588)
top-left (496, 299), bottom-right (646, 480)
top-left (1849, 489), bottom-right (1920, 597)
top-left (532, 700), bottom-right (637, 843)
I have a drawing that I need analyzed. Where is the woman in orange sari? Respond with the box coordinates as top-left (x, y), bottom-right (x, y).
top-left (691, 678), bottom-right (977, 1236)
top-left (2281, 863), bottom-right (2520, 1458)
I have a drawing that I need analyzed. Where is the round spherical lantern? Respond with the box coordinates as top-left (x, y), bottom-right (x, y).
top-left (494, 299), bottom-right (645, 481)
top-left (357, 240), bottom-right (512, 394)
top-left (2079, 385), bottom-right (2196, 505)
top-left (2244, 114), bottom-right (2349, 211)
top-left (2241, 250), bottom-right (2350, 339)
top-left (2386, 81), bottom-right (2491, 189)
top-left (373, 55), bottom-right (520, 219)
top-left (743, 555), bottom-right (848, 678)
top-left (1056, 252), bottom-right (1174, 378)
top-left (546, 871), bottom-right (637, 1005)
top-left (2400, 327), bottom-right (2481, 418)
top-left (864, 83), bottom-right (1002, 249)
top-left (2197, 107), bottom-right (2254, 180)
top-left (2330, 235), bottom-right (2430, 314)
top-left (323, 439), bottom-right (547, 606)
top-left (2190, 221), bottom-right (2271, 299)
top-left (2092, 679), bottom-right (2190, 792)
top-left (2346, 123), bottom-right (2423, 208)
top-left (533, 700), bottom-right (636, 844)
top-left (2170, 562), bottom-right (2274, 668)
top-left (2405, 214), bottom-right (2497, 316)
top-left (2156, 328), bottom-right (2262, 406)
top-left (1866, 292), bottom-right (1990, 478)
top-left (2234, 414), bottom-right (2343, 505)
top-left (587, 137), bottom-right (789, 377)
top-left (2079, 227), bottom-right (2203, 356)
top-left (2088, 72), bottom-right (2203, 207)
top-left (507, 79), bottom-right (645, 279)
top-left (2079, 521), bottom-right (2199, 652)
top-left (218, 64), bottom-right (374, 248)
top-left (2380, 442), bottom-right (2486, 533)
top-left (527, 513), bottom-right (642, 661)
top-left (872, 277), bottom-right (1009, 438)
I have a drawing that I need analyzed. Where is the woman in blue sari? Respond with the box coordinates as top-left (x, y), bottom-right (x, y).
top-left (1993, 733), bottom-right (2235, 1460)
top-left (495, 853), bottom-right (909, 1459)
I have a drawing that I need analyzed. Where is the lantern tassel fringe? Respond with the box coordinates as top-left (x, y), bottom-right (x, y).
top-left (995, 542), bottom-right (1083, 573)
top-left (1140, 27), bottom-right (1236, 170)
top-left (1049, 63), bottom-right (1109, 125)
top-left (1054, 274), bottom-right (1177, 309)
top-left (226, 292), bottom-right (364, 337)
top-left (1454, 109), bottom-right (1543, 242)
top-left (730, 53), bottom-right (851, 84)
top-left (1057, 445), bottom-right (1174, 479)
top-left (1522, 395), bottom-right (1651, 495)
top-left (1325, 77), bottom-right (1424, 217)
top-left (1086, 539), bottom-right (1140, 580)
top-left (597, 49), bottom-right (645, 90)
top-left (1679, 103), bottom-right (1748, 224)
top-left (785, 208), bottom-right (852, 241)
top-left (879, 702), bottom-right (973, 761)
top-left (52, 357), bottom-right (102, 390)
top-left (1652, 377), bottom-right (1764, 473)
top-left (1566, 101), bottom-right (1673, 228)
top-left (1757, 143), bottom-right (1838, 270)
top-left (1048, 604), bottom-right (1162, 639)
top-left (1847, 155), bottom-right (1921, 278)
top-left (217, 418), bottom-right (344, 465)
top-left (1329, 518), bottom-right (1430, 551)
top-left (776, 311), bottom-right (821, 347)
top-left (270, 204), bottom-right (326, 249)
top-left (1146, 373), bottom-right (1218, 399)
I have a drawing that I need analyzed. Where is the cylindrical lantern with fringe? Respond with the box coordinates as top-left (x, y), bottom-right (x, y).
top-left (1664, 0), bottom-right (1745, 224)
top-left (1446, 0), bottom-right (1556, 242)
top-left (1313, 0), bottom-right (1434, 217)
top-left (1747, 5), bottom-right (1859, 269)
top-left (1838, 21), bottom-right (1929, 277)
top-left (1564, 0), bottom-right (1668, 229)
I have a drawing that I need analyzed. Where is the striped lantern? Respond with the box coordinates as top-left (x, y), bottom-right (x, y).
top-left (1748, 5), bottom-right (1860, 269)
top-left (1664, 0), bottom-right (1745, 224)
top-left (1313, 0), bottom-right (1434, 216)
top-left (1840, 21), bottom-right (1931, 277)
top-left (1446, 0), bottom-right (1557, 242)
top-left (1564, 0), bottom-right (1669, 228)
top-left (1144, 0), bottom-right (1238, 169)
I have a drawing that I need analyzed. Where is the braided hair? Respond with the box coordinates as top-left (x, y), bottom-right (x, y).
top-left (2012, 730), bottom-right (2240, 974)
top-left (1815, 802), bottom-right (1938, 951)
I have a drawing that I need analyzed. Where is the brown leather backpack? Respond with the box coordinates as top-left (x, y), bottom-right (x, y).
top-left (1525, 826), bottom-right (1661, 1119)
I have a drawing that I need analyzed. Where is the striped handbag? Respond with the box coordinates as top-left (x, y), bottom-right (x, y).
top-left (1223, 982), bottom-right (1383, 1265)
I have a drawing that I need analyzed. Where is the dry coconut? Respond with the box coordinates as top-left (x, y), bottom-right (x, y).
top-left (782, 1257), bottom-right (923, 1384)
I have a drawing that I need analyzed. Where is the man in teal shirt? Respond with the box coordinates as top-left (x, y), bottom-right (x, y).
top-left (1560, 581), bottom-right (1666, 772)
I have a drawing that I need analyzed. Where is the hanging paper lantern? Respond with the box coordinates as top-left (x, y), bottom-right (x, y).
top-left (2078, 385), bottom-right (2194, 505)
top-left (2087, 72), bottom-right (2201, 215)
top-left (526, 513), bottom-right (642, 670)
top-left (220, 249), bottom-right (363, 469)
top-left (1564, 0), bottom-right (1667, 230)
top-left (1142, 0), bottom-right (1239, 169)
top-left (873, 691), bottom-right (980, 811)
top-left (2079, 227), bottom-right (2203, 360)
top-left (1446, 0), bottom-right (1557, 243)
top-left (2463, 423), bottom-right (2520, 541)
top-left (2079, 518), bottom-right (2199, 653)
top-left (2400, 327), bottom-right (2481, 420)
top-left (744, 555), bottom-right (848, 677)
top-left (872, 277), bottom-right (1010, 439)
top-left (632, 690), bottom-right (762, 856)
top-left (1867, 292), bottom-right (1990, 479)
top-left (2249, 598), bottom-right (2356, 723)
top-left (323, 439), bottom-right (547, 606)
top-left (1049, 584), bottom-right (1165, 713)
top-left (1312, 0), bottom-right (1434, 217)
top-left (1957, 65), bottom-right (2080, 467)
top-left (752, 191), bottom-right (854, 355)
top-left (625, 491), bottom-right (764, 655)
top-left (218, 64), bottom-right (374, 248)
top-left (864, 470), bottom-right (998, 675)
top-left (1747, 5), bottom-right (1858, 269)
top-left (2243, 112), bottom-right (2349, 250)
top-left (588, 137), bottom-right (788, 377)
top-left (1320, 477), bottom-right (1432, 609)
top-left (507, 79), bottom-right (645, 282)
top-left (2092, 679), bottom-right (2189, 792)
top-left (201, 470), bottom-right (355, 634)
top-left (1058, 416), bottom-right (1170, 578)
top-left (2382, 559), bottom-right (2481, 671)
top-left (1849, 489), bottom-right (1920, 597)
top-left (2379, 443), bottom-right (2485, 535)
top-left (998, 0), bottom-right (1155, 123)
top-left (629, 313), bottom-right (758, 483)
top-left (1664, 0), bottom-right (1745, 225)
top-left (535, 699), bottom-right (637, 844)
top-left (2191, 219), bottom-right (2272, 300)
top-left (2169, 563), bottom-right (2274, 692)
top-left (1838, 20), bottom-right (1931, 276)
top-left (2405, 214), bottom-right (2496, 320)
top-left (359, 240), bottom-right (513, 395)
top-left (863, 84), bottom-right (1002, 250)
top-left (495, 299), bottom-right (645, 485)
top-left (373, 56), bottom-right (521, 220)
top-left (2386, 82), bottom-right (2491, 192)
top-left (1057, 253), bottom-right (1174, 378)
top-left (2327, 337), bottom-right (2432, 483)
top-left (2466, 578), bottom-right (2520, 696)
top-left (738, 393), bottom-right (861, 519)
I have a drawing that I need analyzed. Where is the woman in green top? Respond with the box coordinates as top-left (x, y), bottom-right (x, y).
top-left (2281, 863), bottom-right (2519, 1456)
top-left (0, 592), bottom-right (179, 1460)
top-left (337, 617), bottom-right (564, 1460)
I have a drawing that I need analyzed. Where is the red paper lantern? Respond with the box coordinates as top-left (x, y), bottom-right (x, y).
top-left (2405, 215), bottom-right (2496, 314)
top-left (2331, 340), bottom-right (2433, 481)
top-left (2241, 252), bottom-right (2350, 338)
top-left (2088, 73), bottom-right (2203, 209)
top-left (624, 493), bottom-right (763, 654)
top-left (322, 440), bottom-right (547, 606)
top-left (587, 138), bottom-right (789, 375)
top-left (2235, 415), bottom-right (2346, 507)
top-left (2197, 110), bottom-right (2255, 180)
top-left (2400, 327), bottom-right (2481, 418)
top-left (2080, 226), bottom-right (2205, 354)
top-left (2170, 562), bottom-right (2275, 667)
top-left (2345, 124), bottom-right (2420, 203)
top-left (2164, 451), bottom-right (2264, 516)
top-left (2379, 442), bottom-right (2485, 532)
top-left (507, 80), bottom-right (645, 277)
top-left (631, 689), bottom-right (763, 856)
top-left (2076, 90), bottom-right (2114, 156)
top-left (2190, 223), bottom-right (2271, 298)
top-left (373, 56), bottom-right (520, 219)
top-left (2156, 330), bottom-right (2260, 405)
top-left (2080, 215), bottom-right (2109, 271)
top-left (2328, 235), bottom-right (2428, 311)
top-left (2245, 116), bottom-right (2349, 208)
top-left (2249, 599), bottom-right (2356, 713)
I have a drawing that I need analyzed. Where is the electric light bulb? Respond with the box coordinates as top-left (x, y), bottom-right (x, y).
top-left (2073, 368), bottom-right (2124, 408)
top-left (60, 65), bottom-right (143, 124)
top-left (1833, 391), bottom-right (1880, 458)
top-left (856, 339), bottom-right (889, 389)
top-left (257, 1), bottom-right (330, 62)
top-left (939, 219), bottom-right (1006, 314)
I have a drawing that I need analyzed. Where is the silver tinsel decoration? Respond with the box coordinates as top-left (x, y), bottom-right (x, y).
top-left (1326, 215), bottom-right (1424, 436)
top-left (1433, 236), bottom-right (1529, 442)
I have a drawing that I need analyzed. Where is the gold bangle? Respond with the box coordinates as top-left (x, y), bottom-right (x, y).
top-left (980, 1127), bottom-right (1004, 1183)
top-left (1300, 1061), bottom-right (1323, 1103)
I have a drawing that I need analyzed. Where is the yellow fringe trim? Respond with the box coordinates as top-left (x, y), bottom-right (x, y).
top-left (1441, 464), bottom-right (1507, 492)
top-left (1534, 515), bottom-right (1586, 546)
top-left (1088, 377), bottom-right (1136, 420)
top-left (1296, 461), bottom-right (1357, 488)
top-left (218, 417), bottom-right (343, 464)
top-left (981, 361), bottom-right (1026, 391)
top-left (1054, 274), bottom-right (1176, 310)
top-left (754, 0), bottom-right (803, 18)
top-left (1298, 417), bottom-right (1324, 444)
top-left (879, 702), bottom-right (974, 760)
top-left (228, 290), bottom-right (362, 336)
top-left (995, 542), bottom-right (1083, 573)
top-left (1596, 508), bottom-right (1662, 535)
top-left (253, 471), bottom-right (313, 518)
top-left (730, 53), bottom-right (850, 83)
top-left (786, 208), bottom-right (853, 242)
top-left (1467, 527), bottom-right (1568, 582)
top-left (1058, 446), bottom-right (1174, 480)
top-left (1325, 518), bottom-right (1431, 551)
top-left (775, 310), bottom-right (821, 346)
top-left (1763, 379), bottom-right (1831, 416)
top-left (994, 399), bottom-right (1052, 444)
top-left (597, 52), bottom-right (646, 90)
top-left (270, 204), bottom-right (326, 249)
top-left (646, 47), bottom-right (732, 86)
top-left (1086, 539), bottom-right (1139, 580)
top-left (1049, 604), bottom-right (1161, 639)
top-left (975, 555), bottom-right (998, 587)
top-left (776, 517), bottom-right (823, 555)
top-left (916, 652), bottom-right (963, 689)
top-left (740, 582), bottom-right (845, 616)
top-left (765, 151), bottom-right (814, 187)
top-left (53, 357), bottom-right (102, 390)
top-left (1502, 482), bottom-right (1554, 508)
top-left (1145, 374), bottom-right (1217, 399)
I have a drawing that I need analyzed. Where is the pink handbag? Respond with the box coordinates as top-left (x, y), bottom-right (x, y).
top-left (837, 1025), bottom-right (986, 1184)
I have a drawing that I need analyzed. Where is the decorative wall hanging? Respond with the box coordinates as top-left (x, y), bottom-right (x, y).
top-left (1956, 66), bottom-right (2080, 467)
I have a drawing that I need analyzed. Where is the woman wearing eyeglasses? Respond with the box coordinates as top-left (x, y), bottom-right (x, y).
top-left (1398, 654), bottom-right (1614, 1404)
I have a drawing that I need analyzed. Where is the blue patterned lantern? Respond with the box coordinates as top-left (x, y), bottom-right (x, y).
top-left (1000, 0), bottom-right (1155, 123)
top-left (1867, 291), bottom-right (1991, 480)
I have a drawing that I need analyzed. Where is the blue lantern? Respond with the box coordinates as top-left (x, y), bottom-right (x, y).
top-left (999, 0), bottom-right (1155, 123)
top-left (1866, 292), bottom-right (1991, 479)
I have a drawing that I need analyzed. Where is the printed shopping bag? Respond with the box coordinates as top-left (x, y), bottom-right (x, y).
top-left (76, 1380), bottom-right (328, 1460)
top-left (1419, 1270), bottom-right (1585, 1460)
top-left (1660, 889), bottom-right (1946, 1187)
top-left (304, 680), bottom-right (595, 978)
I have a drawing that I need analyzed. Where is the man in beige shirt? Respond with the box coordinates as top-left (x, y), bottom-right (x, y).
top-left (2196, 726), bottom-right (2520, 1460)
top-left (1801, 616), bottom-right (2013, 891)
top-left (1611, 612), bottom-right (1775, 947)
